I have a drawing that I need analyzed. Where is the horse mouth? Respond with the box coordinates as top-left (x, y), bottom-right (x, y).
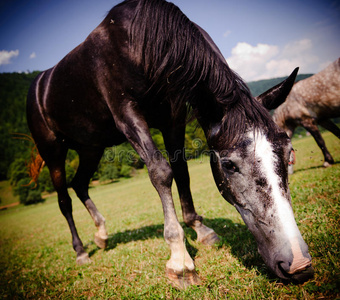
top-left (278, 262), bottom-right (314, 283)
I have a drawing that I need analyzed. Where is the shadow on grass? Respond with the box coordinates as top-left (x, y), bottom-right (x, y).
top-left (198, 218), bottom-right (276, 280)
top-left (88, 217), bottom-right (275, 280)
top-left (293, 160), bottom-right (340, 174)
top-left (106, 224), bottom-right (164, 250)
top-left (87, 224), bottom-right (164, 258)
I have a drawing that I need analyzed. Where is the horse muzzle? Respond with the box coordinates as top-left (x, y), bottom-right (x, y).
top-left (278, 259), bottom-right (314, 283)
top-left (266, 236), bottom-right (314, 283)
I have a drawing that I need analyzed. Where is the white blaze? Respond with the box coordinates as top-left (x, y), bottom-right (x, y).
top-left (249, 131), bottom-right (299, 239)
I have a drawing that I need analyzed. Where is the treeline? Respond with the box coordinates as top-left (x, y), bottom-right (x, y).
top-left (0, 72), bottom-right (40, 180)
top-left (0, 71), bottom-right (312, 204)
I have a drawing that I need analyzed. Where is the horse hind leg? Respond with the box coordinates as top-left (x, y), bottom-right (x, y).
top-left (302, 118), bottom-right (334, 167)
top-left (41, 144), bottom-right (91, 265)
top-left (71, 147), bottom-right (108, 250)
top-left (318, 119), bottom-right (340, 139)
top-left (173, 161), bottom-right (220, 246)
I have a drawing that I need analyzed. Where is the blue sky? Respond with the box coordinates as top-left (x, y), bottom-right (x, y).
top-left (0, 0), bottom-right (339, 81)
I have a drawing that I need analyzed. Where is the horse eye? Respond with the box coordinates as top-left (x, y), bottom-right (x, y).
top-left (222, 160), bottom-right (239, 173)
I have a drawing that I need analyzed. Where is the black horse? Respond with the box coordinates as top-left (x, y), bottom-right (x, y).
top-left (27, 0), bottom-right (313, 289)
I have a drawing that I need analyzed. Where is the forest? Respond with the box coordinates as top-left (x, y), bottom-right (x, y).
top-left (0, 71), bottom-right (312, 204)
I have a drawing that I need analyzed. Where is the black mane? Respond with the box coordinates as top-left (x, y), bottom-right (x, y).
top-left (126, 0), bottom-right (277, 147)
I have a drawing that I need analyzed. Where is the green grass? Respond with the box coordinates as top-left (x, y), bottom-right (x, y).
top-left (0, 132), bottom-right (339, 299)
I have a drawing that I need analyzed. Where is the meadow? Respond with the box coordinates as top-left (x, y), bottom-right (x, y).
top-left (0, 132), bottom-right (339, 299)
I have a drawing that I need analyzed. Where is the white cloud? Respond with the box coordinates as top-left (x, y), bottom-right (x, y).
top-left (29, 52), bottom-right (36, 59)
top-left (226, 39), bottom-right (320, 81)
top-left (281, 39), bottom-right (312, 57)
top-left (0, 49), bottom-right (19, 65)
top-left (223, 30), bottom-right (231, 38)
top-left (226, 42), bottom-right (279, 81)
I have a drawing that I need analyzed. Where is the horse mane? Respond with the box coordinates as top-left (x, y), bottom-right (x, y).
top-left (126, 0), bottom-right (276, 147)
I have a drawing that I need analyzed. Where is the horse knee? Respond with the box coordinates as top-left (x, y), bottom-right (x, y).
top-left (148, 158), bottom-right (173, 188)
top-left (164, 222), bottom-right (185, 244)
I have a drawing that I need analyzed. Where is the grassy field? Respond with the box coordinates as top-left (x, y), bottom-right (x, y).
top-left (0, 132), bottom-right (339, 299)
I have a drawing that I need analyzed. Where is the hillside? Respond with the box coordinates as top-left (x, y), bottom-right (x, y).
top-left (0, 71), bottom-right (313, 180)
top-left (247, 74), bottom-right (313, 96)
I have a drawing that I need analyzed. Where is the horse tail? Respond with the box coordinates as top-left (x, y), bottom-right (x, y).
top-left (13, 133), bottom-right (45, 187)
top-left (27, 148), bottom-right (45, 188)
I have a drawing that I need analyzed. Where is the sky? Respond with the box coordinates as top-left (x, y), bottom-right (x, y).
top-left (0, 0), bottom-right (339, 81)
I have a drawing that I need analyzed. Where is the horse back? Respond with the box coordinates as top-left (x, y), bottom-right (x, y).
top-left (294, 58), bottom-right (340, 117)
top-left (276, 58), bottom-right (340, 122)
top-left (26, 1), bottom-right (172, 149)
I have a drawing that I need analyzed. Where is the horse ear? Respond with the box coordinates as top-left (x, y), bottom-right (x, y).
top-left (255, 67), bottom-right (299, 110)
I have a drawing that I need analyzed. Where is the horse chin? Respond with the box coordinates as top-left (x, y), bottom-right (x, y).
top-left (275, 261), bottom-right (314, 284)
top-left (289, 266), bottom-right (314, 283)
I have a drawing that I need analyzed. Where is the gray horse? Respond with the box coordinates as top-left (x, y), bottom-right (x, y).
top-left (273, 58), bottom-right (340, 170)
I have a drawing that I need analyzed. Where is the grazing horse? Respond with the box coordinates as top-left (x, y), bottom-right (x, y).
top-left (273, 58), bottom-right (340, 169)
top-left (27, 0), bottom-right (313, 288)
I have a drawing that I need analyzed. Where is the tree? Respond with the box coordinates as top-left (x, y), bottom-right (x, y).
top-left (13, 178), bottom-right (44, 205)
top-left (8, 155), bottom-right (45, 205)
top-left (0, 71), bottom-right (40, 179)
top-left (38, 167), bottom-right (54, 193)
top-left (99, 163), bottom-right (119, 183)
top-left (7, 158), bottom-right (28, 186)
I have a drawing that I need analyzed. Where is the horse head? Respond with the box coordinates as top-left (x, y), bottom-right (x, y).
top-left (207, 69), bottom-right (314, 282)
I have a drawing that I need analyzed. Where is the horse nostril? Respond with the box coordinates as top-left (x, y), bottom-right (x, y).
top-left (278, 261), bottom-right (291, 275)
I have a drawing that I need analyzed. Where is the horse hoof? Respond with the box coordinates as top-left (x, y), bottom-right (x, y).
top-left (166, 268), bottom-right (202, 290)
top-left (288, 165), bottom-right (294, 175)
top-left (76, 252), bottom-right (91, 265)
top-left (94, 233), bottom-right (108, 249)
top-left (323, 161), bottom-right (332, 168)
top-left (200, 232), bottom-right (220, 246)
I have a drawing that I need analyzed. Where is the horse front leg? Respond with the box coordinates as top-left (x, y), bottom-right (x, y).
top-left (162, 126), bottom-right (220, 246)
top-left (148, 159), bottom-right (201, 289)
top-left (173, 163), bottom-right (220, 246)
top-left (114, 103), bottom-right (200, 289)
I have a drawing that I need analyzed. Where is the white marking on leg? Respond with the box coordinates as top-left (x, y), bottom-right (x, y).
top-left (165, 222), bottom-right (195, 272)
top-left (85, 200), bottom-right (108, 241)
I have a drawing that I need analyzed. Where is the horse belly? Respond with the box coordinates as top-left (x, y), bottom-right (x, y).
top-left (305, 93), bottom-right (340, 119)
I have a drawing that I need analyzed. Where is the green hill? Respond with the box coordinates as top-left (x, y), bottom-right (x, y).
top-left (247, 74), bottom-right (313, 96)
